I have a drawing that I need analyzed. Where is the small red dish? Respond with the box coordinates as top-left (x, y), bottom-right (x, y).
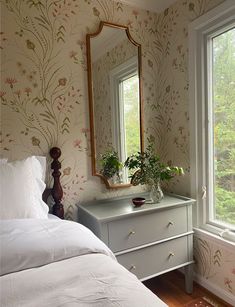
top-left (132, 197), bottom-right (146, 207)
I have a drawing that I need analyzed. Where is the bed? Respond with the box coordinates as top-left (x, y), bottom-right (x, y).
top-left (0, 148), bottom-right (167, 307)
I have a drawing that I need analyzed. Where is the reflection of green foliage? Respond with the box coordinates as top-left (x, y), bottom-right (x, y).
top-left (213, 28), bottom-right (235, 226)
top-left (100, 149), bottom-right (122, 179)
top-left (123, 74), bottom-right (140, 157)
top-left (124, 138), bottom-right (184, 186)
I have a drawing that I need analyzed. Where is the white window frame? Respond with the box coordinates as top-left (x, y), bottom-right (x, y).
top-left (189, 0), bottom-right (235, 241)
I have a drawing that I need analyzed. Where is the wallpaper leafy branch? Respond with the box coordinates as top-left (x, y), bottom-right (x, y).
top-left (2, 0), bottom-right (81, 149)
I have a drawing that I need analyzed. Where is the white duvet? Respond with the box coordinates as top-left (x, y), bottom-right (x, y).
top-left (0, 219), bottom-right (115, 276)
top-left (0, 219), bottom-right (167, 307)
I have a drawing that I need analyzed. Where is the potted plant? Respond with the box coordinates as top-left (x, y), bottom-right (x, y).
top-left (100, 149), bottom-right (123, 183)
top-left (124, 139), bottom-right (184, 202)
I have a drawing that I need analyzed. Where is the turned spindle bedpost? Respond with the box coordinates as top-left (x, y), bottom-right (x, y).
top-left (50, 147), bottom-right (64, 219)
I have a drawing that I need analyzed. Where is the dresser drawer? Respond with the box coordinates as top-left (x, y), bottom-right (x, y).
top-left (116, 236), bottom-right (190, 280)
top-left (108, 206), bottom-right (188, 252)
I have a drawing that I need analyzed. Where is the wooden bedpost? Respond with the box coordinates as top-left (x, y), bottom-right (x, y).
top-left (50, 147), bottom-right (64, 219)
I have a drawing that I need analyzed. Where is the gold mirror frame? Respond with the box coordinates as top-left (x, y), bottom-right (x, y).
top-left (86, 21), bottom-right (144, 189)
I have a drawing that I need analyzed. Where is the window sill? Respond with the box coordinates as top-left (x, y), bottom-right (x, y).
top-left (194, 227), bottom-right (235, 251)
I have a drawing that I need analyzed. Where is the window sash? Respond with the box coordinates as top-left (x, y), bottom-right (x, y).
top-left (189, 0), bottom-right (235, 236)
top-left (205, 25), bottom-right (235, 230)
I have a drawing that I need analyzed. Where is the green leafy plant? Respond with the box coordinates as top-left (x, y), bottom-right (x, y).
top-left (124, 139), bottom-right (184, 186)
top-left (100, 149), bottom-right (122, 179)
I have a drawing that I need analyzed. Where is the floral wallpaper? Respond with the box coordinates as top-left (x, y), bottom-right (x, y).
top-left (92, 36), bottom-right (137, 163)
top-left (0, 0), bottom-right (158, 219)
top-left (1, 0), bottom-right (233, 302)
top-left (194, 233), bottom-right (235, 298)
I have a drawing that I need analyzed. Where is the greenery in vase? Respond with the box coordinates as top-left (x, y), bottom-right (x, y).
top-left (100, 149), bottom-right (122, 180)
top-left (124, 139), bottom-right (184, 186)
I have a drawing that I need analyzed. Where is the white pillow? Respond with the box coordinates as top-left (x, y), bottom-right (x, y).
top-left (35, 156), bottom-right (46, 182)
top-left (0, 156), bottom-right (49, 219)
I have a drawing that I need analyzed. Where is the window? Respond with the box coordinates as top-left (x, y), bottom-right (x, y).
top-left (189, 1), bottom-right (235, 238)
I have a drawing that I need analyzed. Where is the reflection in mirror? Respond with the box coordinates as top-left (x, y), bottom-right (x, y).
top-left (87, 21), bottom-right (143, 188)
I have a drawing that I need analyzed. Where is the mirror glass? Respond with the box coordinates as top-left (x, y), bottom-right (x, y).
top-left (87, 22), bottom-right (143, 188)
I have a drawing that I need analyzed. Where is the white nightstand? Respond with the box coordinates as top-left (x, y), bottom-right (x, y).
top-left (78, 193), bottom-right (195, 293)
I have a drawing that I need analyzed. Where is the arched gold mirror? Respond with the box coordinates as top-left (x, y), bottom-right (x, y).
top-left (87, 21), bottom-right (144, 189)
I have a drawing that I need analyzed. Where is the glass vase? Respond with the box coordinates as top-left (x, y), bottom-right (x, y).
top-left (150, 181), bottom-right (164, 203)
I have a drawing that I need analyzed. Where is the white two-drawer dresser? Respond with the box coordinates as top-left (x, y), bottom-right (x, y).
top-left (78, 193), bottom-right (195, 293)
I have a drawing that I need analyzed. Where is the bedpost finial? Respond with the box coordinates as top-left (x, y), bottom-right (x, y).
top-left (50, 147), bottom-right (61, 160)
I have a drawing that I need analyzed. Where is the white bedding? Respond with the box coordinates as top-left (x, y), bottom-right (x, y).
top-left (0, 219), bottom-right (167, 307)
top-left (0, 219), bottom-right (115, 276)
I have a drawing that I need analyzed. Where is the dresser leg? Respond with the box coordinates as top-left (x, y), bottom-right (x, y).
top-left (184, 264), bottom-right (193, 294)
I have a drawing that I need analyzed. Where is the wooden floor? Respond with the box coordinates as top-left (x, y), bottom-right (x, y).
top-left (143, 271), bottom-right (232, 307)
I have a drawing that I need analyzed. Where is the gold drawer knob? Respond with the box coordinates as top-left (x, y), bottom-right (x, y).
top-left (168, 221), bottom-right (174, 226)
top-left (129, 230), bottom-right (136, 236)
top-left (169, 252), bottom-right (175, 258)
top-left (130, 265), bottom-right (136, 271)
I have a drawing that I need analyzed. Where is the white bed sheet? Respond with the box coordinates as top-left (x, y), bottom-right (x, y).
top-left (0, 253), bottom-right (167, 307)
top-left (0, 218), bottom-right (167, 307)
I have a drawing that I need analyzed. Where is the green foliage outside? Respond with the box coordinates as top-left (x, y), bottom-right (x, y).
top-left (213, 27), bottom-right (235, 226)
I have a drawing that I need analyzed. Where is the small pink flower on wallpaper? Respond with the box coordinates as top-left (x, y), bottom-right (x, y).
top-left (69, 51), bottom-right (78, 60)
top-left (132, 10), bottom-right (139, 18)
top-left (81, 128), bottom-right (89, 135)
top-left (24, 87), bottom-right (32, 96)
top-left (58, 78), bottom-right (67, 86)
top-left (224, 278), bottom-right (232, 286)
top-left (144, 19), bottom-right (148, 27)
top-left (0, 91), bottom-right (6, 99)
top-left (5, 77), bottom-right (17, 88)
top-left (14, 90), bottom-right (21, 98)
top-left (73, 139), bottom-right (82, 148)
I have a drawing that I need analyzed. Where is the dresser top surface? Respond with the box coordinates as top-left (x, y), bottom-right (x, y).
top-left (78, 193), bottom-right (195, 222)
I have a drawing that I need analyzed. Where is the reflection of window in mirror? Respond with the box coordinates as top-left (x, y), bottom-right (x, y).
top-left (110, 56), bottom-right (140, 183)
